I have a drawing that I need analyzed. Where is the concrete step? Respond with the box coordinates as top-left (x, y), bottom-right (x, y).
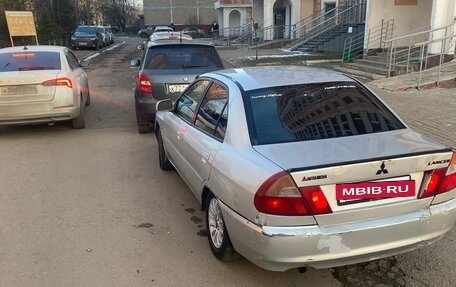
top-left (342, 62), bottom-right (391, 76)
top-left (355, 59), bottom-right (388, 68)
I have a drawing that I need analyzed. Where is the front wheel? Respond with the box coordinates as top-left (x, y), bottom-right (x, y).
top-left (157, 129), bottom-right (173, 170)
top-left (205, 193), bottom-right (239, 261)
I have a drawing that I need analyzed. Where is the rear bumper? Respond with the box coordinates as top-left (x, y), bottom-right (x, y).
top-left (0, 96), bottom-right (80, 126)
top-left (220, 197), bottom-right (456, 272)
top-left (135, 93), bottom-right (158, 122)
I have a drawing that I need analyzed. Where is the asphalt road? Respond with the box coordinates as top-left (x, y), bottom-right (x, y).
top-left (0, 37), bottom-right (454, 287)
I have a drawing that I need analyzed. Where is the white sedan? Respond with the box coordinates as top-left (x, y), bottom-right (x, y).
top-left (154, 66), bottom-right (456, 271)
top-left (0, 45), bottom-right (90, 128)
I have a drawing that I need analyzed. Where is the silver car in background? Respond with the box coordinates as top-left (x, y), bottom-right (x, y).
top-left (0, 45), bottom-right (90, 129)
top-left (155, 66), bottom-right (456, 271)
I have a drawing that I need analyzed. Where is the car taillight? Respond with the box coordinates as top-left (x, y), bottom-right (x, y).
top-left (136, 72), bottom-right (151, 93)
top-left (42, 77), bottom-right (72, 88)
top-left (419, 152), bottom-right (456, 199)
top-left (300, 186), bottom-right (333, 215)
top-left (254, 171), bottom-right (332, 216)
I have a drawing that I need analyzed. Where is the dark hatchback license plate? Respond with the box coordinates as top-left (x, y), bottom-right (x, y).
top-left (336, 180), bottom-right (415, 200)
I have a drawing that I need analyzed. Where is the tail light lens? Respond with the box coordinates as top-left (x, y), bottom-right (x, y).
top-left (42, 77), bottom-right (72, 88)
top-left (419, 152), bottom-right (456, 199)
top-left (136, 72), bottom-right (151, 93)
top-left (254, 171), bottom-right (332, 216)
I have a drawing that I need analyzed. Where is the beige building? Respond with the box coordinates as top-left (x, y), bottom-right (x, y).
top-left (142, 0), bottom-right (217, 26)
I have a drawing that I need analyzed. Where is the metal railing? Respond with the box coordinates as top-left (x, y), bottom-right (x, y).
top-left (385, 21), bottom-right (455, 83)
top-left (342, 19), bottom-right (394, 62)
top-left (287, 2), bottom-right (366, 51)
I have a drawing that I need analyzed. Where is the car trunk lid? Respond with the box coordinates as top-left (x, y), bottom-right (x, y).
top-left (253, 129), bottom-right (453, 223)
top-left (0, 71), bottom-right (60, 103)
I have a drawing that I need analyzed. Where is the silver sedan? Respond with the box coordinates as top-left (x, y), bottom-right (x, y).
top-left (154, 66), bottom-right (456, 271)
top-left (0, 45), bottom-right (90, 128)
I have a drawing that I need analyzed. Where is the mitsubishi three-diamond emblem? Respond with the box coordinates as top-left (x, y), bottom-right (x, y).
top-left (376, 162), bottom-right (389, 175)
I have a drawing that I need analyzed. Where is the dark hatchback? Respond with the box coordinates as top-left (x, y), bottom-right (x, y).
top-left (130, 41), bottom-right (224, 133)
top-left (70, 25), bottom-right (104, 50)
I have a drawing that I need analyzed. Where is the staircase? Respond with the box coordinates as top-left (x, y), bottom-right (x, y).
top-left (287, 1), bottom-right (367, 53)
top-left (342, 21), bottom-right (455, 79)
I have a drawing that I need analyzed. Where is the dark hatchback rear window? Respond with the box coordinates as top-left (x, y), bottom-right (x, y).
top-left (144, 45), bottom-right (223, 70)
top-left (244, 82), bottom-right (406, 145)
top-left (0, 51), bottom-right (61, 72)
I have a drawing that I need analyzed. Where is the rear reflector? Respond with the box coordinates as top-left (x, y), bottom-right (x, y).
top-left (42, 77), bottom-right (72, 88)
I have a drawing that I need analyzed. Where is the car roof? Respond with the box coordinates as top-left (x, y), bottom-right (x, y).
top-left (149, 31), bottom-right (192, 42)
top-left (155, 26), bottom-right (173, 31)
top-left (211, 66), bottom-right (356, 91)
top-left (0, 45), bottom-right (66, 53)
top-left (146, 39), bottom-right (214, 48)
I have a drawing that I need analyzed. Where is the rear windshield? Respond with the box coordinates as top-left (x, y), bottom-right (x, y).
top-left (0, 51), bottom-right (61, 72)
top-left (244, 82), bottom-right (406, 145)
top-left (76, 26), bottom-right (96, 33)
top-left (144, 45), bottom-right (223, 70)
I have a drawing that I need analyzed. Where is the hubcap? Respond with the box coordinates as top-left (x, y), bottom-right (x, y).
top-left (208, 198), bottom-right (224, 248)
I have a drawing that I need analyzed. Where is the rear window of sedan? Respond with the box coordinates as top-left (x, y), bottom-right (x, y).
top-left (76, 26), bottom-right (96, 34)
top-left (0, 51), bottom-right (61, 72)
top-left (244, 82), bottom-right (406, 145)
top-left (144, 45), bottom-right (223, 70)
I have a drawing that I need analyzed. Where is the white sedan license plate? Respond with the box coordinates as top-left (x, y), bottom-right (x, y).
top-left (1, 85), bottom-right (38, 95)
top-left (168, 84), bottom-right (188, 93)
top-left (336, 180), bottom-right (415, 200)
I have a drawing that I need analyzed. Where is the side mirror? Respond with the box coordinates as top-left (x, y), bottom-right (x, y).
top-left (130, 59), bottom-right (140, 67)
top-left (137, 44), bottom-right (144, 50)
top-left (79, 60), bottom-right (90, 68)
top-left (156, 99), bottom-right (173, 112)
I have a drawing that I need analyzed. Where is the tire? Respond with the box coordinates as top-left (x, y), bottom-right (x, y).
top-left (205, 193), bottom-right (239, 261)
top-left (157, 129), bottom-right (173, 170)
top-left (72, 96), bottom-right (86, 129)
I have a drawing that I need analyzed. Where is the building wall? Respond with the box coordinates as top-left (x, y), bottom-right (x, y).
top-left (300, 0), bottom-right (314, 21)
top-left (143, 0), bottom-right (217, 26)
top-left (366, 0), bottom-right (432, 41)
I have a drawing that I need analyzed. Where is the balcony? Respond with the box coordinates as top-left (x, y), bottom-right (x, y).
top-left (215, 0), bottom-right (252, 9)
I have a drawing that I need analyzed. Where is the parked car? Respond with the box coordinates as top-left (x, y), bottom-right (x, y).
top-left (70, 25), bottom-right (104, 50)
top-left (130, 40), bottom-right (224, 133)
top-left (96, 26), bottom-right (110, 47)
top-left (154, 66), bottom-right (456, 271)
top-left (149, 31), bottom-right (192, 42)
top-left (181, 27), bottom-right (206, 38)
top-left (0, 45), bottom-right (91, 129)
top-left (105, 27), bottom-right (114, 44)
top-left (153, 25), bottom-right (174, 34)
top-left (138, 26), bottom-right (155, 39)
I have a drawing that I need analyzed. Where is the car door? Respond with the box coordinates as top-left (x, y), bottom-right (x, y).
top-left (165, 80), bottom-right (228, 197)
top-left (65, 50), bottom-right (88, 102)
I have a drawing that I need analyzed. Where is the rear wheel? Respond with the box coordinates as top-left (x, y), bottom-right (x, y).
top-left (205, 193), bottom-right (239, 261)
top-left (72, 96), bottom-right (86, 129)
top-left (157, 129), bottom-right (173, 170)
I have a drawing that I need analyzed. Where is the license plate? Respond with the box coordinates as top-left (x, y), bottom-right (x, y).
top-left (79, 42), bottom-right (87, 46)
top-left (336, 180), bottom-right (415, 200)
top-left (168, 84), bottom-right (188, 93)
top-left (1, 85), bottom-right (38, 95)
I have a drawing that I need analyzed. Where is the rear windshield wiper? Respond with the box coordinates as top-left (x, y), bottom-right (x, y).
top-left (182, 64), bottom-right (208, 68)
